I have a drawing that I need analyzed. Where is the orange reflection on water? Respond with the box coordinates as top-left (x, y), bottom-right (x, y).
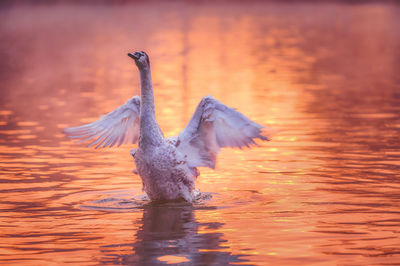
top-left (0, 2), bottom-right (400, 265)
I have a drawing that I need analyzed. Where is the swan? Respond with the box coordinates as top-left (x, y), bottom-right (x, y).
top-left (64, 51), bottom-right (269, 202)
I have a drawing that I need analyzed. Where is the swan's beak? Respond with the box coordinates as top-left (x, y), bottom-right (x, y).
top-left (128, 52), bottom-right (140, 60)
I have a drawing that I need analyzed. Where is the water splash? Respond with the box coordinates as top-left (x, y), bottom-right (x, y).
top-left (79, 189), bottom-right (214, 212)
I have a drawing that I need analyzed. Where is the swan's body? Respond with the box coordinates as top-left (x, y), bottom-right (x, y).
top-left (65, 51), bottom-right (269, 202)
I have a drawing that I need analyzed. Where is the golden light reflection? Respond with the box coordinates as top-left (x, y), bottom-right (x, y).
top-left (157, 255), bottom-right (190, 264)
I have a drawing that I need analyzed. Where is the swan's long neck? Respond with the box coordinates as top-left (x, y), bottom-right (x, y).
top-left (138, 67), bottom-right (164, 147)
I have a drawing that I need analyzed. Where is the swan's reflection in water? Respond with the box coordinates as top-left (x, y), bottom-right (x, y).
top-left (101, 203), bottom-right (247, 265)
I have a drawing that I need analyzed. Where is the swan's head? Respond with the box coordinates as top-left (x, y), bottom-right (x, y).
top-left (128, 51), bottom-right (150, 69)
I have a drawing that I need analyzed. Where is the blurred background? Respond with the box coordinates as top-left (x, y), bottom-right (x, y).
top-left (0, 1), bottom-right (399, 265)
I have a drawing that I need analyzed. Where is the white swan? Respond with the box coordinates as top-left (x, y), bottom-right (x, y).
top-left (64, 51), bottom-right (269, 202)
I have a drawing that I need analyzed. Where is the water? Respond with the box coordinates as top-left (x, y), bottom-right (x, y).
top-left (0, 2), bottom-right (400, 265)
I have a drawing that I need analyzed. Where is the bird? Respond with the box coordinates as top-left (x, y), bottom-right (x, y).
top-left (64, 51), bottom-right (269, 202)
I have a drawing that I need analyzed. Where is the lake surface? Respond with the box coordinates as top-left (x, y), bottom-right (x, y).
top-left (0, 2), bottom-right (400, 265)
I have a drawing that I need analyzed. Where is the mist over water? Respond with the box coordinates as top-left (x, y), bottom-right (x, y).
top-left (0, 2), bottom-right (399, 265)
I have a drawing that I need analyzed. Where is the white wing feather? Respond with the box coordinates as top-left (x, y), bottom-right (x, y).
top-left (176, 96), bottom-right (269, 169)
top-left (64, 96), bottom-right (141, 148)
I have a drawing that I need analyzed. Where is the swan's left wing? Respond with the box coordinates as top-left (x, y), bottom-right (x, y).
top-left (176, 96), bottom-right (269, 169)
top-left (64, 96), bottom-right (141, 148)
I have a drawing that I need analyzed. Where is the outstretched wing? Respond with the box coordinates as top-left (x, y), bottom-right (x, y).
top-left (176, 96), bottom-right (269, 169)
top-left (64, 96), bottom-right (141, 148)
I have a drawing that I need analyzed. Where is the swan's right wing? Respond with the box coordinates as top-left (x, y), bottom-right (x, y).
top-left (64, 96), bottom-right (141, 148)
top-left (176, 96), bottom-right (269, 169)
